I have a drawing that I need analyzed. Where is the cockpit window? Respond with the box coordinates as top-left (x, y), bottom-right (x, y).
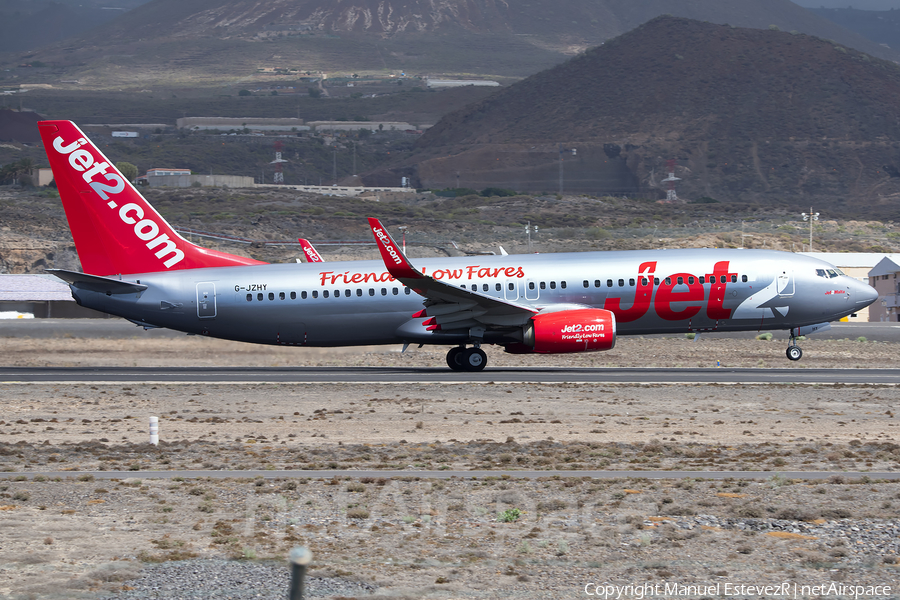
top-left (816, 269), bottom-right (826, 278)
top-left (827, 269), bottom-right (839, 278)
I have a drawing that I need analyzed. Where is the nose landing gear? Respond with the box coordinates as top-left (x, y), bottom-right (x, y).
top-left (786, 329), bottom-right (803, 361)
top-left (446, 345), bottom-right (487, 371)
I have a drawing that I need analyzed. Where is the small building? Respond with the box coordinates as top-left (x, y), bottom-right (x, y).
top-left (35, 167), bottom-right (54, 187)
top-left (425, 79), bottom-right (500, 88)
top-left (146, 168), bottom-right (192, 177)
top-left (867, 255), bottom-right (900, 322)
top-left (142, 174), bottom-right (255, 188)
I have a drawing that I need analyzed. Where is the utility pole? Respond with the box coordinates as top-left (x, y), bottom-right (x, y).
top-left (558, 144), bottom-right (576, 195)
top-left (801, 207), bottom-right (819, 251)
top-left (525, 221), bottom-right (538, 253)
top-left (332, 146), bottom-right (337, 185)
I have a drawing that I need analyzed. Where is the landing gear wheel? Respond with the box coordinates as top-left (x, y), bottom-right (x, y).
top-left (462, 348), bottom-right (487, 372)
top-left (446, 347), bottom-right (465, 371)
top-left (786, 346), bottom-right (802, 361)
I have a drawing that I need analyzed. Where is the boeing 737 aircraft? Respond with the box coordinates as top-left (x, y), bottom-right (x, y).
top-left (39, 120), bottom-right (878, 371)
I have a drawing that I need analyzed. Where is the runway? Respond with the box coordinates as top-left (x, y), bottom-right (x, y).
top-left (0, 469), bottom-right (896, 480)
top-left (1, 366), bottom-right (899, 384)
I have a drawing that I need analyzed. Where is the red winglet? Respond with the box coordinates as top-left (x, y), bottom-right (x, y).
top-left (411, 309), bottom-right (427, 318)
top-left (298, 238), bottom-right (324, 263)
top-left (38, 120), bottom-right (267, 276)
top-left (426, 324), bottom-right (442, 331)
top-left (422, 317), bottom-right (436, 326)
top-left (368, 217), bottom-right (422, 280)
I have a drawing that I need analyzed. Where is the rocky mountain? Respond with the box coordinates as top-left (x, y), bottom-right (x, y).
top-left (376, 16), bottom-right (900, 213)
top-left (3, 0), bottom-right (899, 87)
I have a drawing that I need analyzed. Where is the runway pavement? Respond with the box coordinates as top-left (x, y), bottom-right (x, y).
top-left (0, 469), bottom-right (896, 480)
top-left (1, 366), bottom-right (899, 384)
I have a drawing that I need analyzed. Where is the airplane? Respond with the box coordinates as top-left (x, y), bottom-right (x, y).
top-left (38, 120), bottom-right (878, 371)
top-left (298, 238), bottom-right (325, 263)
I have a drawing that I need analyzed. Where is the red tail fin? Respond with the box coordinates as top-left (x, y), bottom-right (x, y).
top-left (38, 120), bottom-right (267, 276)
top-left (298, 238), bottom-right (325, 263)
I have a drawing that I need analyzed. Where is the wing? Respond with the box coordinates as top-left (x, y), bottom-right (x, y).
top-left (367, 218), bottom-right (536, 332)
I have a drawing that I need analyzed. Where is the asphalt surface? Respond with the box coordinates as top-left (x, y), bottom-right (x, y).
top-left (0, 470), bottom-right (896, 480)
top-left (1, 318), bottom-right (899, 341)
top-left (0, 365), bottom-right (898, 384)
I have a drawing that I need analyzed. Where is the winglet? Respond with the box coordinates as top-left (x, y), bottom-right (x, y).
top-left (298, 238), bottom-right (325, 263)
top-left (368, 218), bottom-right (423, 280)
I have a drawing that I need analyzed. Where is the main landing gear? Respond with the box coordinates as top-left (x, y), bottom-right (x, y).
top-left (786, 329), bottom-right (803, 361)
top-left (447, 345), bottom-right (487, 372)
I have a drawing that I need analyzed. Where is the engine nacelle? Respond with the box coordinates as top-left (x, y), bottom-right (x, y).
top-left (519, 308), bottom-right (616, 354)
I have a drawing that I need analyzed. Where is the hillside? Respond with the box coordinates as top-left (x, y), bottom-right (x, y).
top-left (383, 16), bottom-right (900, 212)
top-left (1, 0), bottom-right (898, 88)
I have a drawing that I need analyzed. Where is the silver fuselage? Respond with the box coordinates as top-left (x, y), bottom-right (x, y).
top-left (68, 249), bottom-right (876, 348)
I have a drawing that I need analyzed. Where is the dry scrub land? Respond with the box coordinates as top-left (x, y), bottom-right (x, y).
top-left (0, 335), bottom-right (899, 598)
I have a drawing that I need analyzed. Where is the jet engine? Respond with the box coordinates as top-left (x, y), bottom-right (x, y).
top-left (507, 308), bottom-right (617, 354)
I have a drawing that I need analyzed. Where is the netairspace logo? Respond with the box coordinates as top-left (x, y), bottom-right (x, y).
top-left (583, 582), bottom-right (893, 599)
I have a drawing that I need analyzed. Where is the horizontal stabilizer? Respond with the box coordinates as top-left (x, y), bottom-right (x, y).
top-left (47, 269), bottom-right (148, 295)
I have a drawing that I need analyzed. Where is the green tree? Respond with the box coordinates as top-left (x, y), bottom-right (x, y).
top-left (308, 87), bottom-right (322, 98)
top-left (238, 89), bottom-right (252, 96)
top-left (116, 161), bottom-right (138, 182)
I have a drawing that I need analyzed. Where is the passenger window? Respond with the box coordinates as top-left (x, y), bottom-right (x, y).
top-left (677, 276), bottom-right (683, 285)
top-left (629, 278), bottom-right (635, 286)
top-left (301, 291), bottom-right (307, 299)
top-left (368, 289), bottom-right (375, 296)
top-left (550, 281), bottom-right (556, 289)
top-left (471, 284), bottom-right (477, 291)
top-left (246, 293), bottom-right (252, 302)
top-left (688, 277), bottom-right (695, 285)
top-left (741, 275), bottom-right (748, 283)
top-left (392, 288), bottom-right (398, 295)
top-left (540, 282), bottom-right (546, 290)
top-left (720, 275), bottom-right (727, 284)
top-left (257, 293), bottom-right (263, 301)
top-left (529, 282), bottom-right (535, 290)
top-left (665, 278), bottom-right (671, 285)
top-left (381, 288), bottom-right (387, 296)
top-left (607, 279), bottom-right (613, 287)
top-left (334, 290), bottom-right (340, 298)
top-left (594, 280), bottom-right (601, 288)
top-left (641, 278), bottom-right (648, 286)
top-left (730, 275), bottom-right (737, 283)
top-left (561, 281), bottom-right (567, 289)
top-left (583, 280), bottom-right (589, 288)
top-left (279, 292), bottom-right (285, 300)
top-left (312, 291), bottom-right (318, 299)
top-left (699, 276), bottom-right (705, 284)
top-left (345, 290), bottom-right (351, 297)
top-left (495, 283), bottom-right (501, 291)
top-left (323, 291), bottom-right (329, 298)
top-left (618, 279), bottom-right (624, 287)
top-left (509, 283), bottom-right (515, 290)
top-left (268, 292), bottom-right (274, 301)
top-left (290, 292), bottom-right (296, 300)
top-left (654, 277), bottom-right (660, 285)
top-left (483, 284), bottom-right (489, 292)
top-left (404, 287), bottom-right (411, 295)
top-left (357, 289), bottom-right (362, 297)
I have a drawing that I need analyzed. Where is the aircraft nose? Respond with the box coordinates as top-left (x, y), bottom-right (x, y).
top-left (852, 279), bottom-right (879, 307)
